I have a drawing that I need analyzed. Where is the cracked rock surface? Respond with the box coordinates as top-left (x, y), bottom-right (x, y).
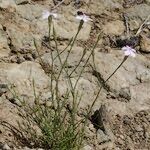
top-left (0, 0), bottom-right (150, 149)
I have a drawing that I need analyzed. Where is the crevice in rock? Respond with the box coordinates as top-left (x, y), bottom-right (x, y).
top-left (92, 70), bottom-right (110, 91)
top-left (90, 105), bottom-right (108, 134)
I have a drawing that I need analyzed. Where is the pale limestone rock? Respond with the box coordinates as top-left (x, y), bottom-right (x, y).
top-left (103, 20), bottom-right (125, 35)
top-left (0, 0), bottom-right (16, 9)
top-left (86, 0), bottom-right (123, 15)
top-left (94, 50), bottom-right (150, 114)
top-left (126, 4), bottom-right (150, 30)
top-left (35, 15), bottom-right (92, 41)
top-left (7, 25), bottom-right (34, 51)
top-left (15, 0), bottom-right (29, 5)
top-left (0, 29), bottom-right (10, 58)
top-left (140, 35), bottom-right (150, 53)
top-left (81, 145), bottom-right (93, 150)
top-left (16, 4), bottom-right (44, 21)
top-left (2, 144), bottom-right (11, 150)
top-left (0, 62), bottom-right (49, 97)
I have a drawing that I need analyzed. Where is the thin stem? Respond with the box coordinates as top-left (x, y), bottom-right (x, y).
top-left (53, 38), bottom-right (73, 60)
top-left (135, 15), bottom-right (150, 36)
top-left (73, 33), bottom-right (102, 91)
top-left (105, 56), bottom-right (128, 83)
top-left (123, 13), bottom-right (130, 39)
top-left (51, 0), bottom-right (65, 11)
top-left (88, 56), bottom-right (128, 115)
top-left (69, 47), bottom-right (86, 77)
top-left (48, 16), bottom-right (56, 107)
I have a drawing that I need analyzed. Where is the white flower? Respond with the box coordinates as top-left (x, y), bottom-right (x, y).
top-left (42, 10), bottom-right (58, 19)
top-left (146, 22), bottom-right (150, 25)
top-left (122, 46), bottom-right (136, 57)
top-left (76, 14), bottom-right (92, 22)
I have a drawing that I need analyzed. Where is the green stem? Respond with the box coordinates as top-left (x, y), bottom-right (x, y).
top-left (88, 56), bottom-right (128, 115)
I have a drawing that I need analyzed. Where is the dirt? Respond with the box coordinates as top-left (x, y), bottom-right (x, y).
top-left (0, 0), bottom-right (150, 150)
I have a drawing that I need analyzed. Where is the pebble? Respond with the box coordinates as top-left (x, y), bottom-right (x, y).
top-left (140, 35), bottom-right (150, 53)
top-left (2, 144), bottom-right (11, 150)
top-left (15, 0), bottom-right (29, 5)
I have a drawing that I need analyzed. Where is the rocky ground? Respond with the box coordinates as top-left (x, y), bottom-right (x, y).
top-left (0, 0), bottom-right (150, 150)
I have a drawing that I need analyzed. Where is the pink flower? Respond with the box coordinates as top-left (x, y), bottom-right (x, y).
top-left (122, 46), bottom-right (136, 57)
top-left (76, 12), bottom-right (92, 22)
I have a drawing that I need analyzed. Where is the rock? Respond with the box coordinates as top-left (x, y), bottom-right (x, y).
top-left (103, 20), bottom-right (125, 36)
top-left (0, 0), bottom-right (16, 9)
top-left (129, 82), bottom-right (150, 113)
top-left (126, 4), bottom-right (150, 30)
top-left (41, 46), bottom-right (100, 108)
top-left (40, 46), bottom-right (85, 73)
top-left (15, 0), bottom-right (29, 5)
top-left (140, 35), bottom-right (150, 53)
top-left (23, 147), bottom-right (31, 150)
top-left (81, 145), bottom-right (93, 150)
top-left (126, 4), bottom-right (150, 20)
top-left (16, 4), bottom-right (44, 21)
top-left (42, 45), bottom-right (85, 65)
top-left (145, 0), bottom-right (150, 5)
top-left (94, 50), bottom-right (150, 114)
top-left (102, 0), bottom-right (123, 10)
top-left (128, 19), bottom-right (140, 31)
top-left (0, 84), bottom-right (8, 96)
top-left (119, 87), bottom-right (131, 101)
top-left (74, 77), bottom-right (98, 108)
top-left (94, 50), bottom-right (137, 92)
top-left (7, 25), bottom-right (34, 52)
top-left (85, 1), bottom-right (106, 15)
top-left (86, 0), bottom-right (123, 15)
top-left (35, 14), bottom-right (92, 41)
top-left (136, 69), bottom-right (150, 82)
top-left (0, 62), bottom-right (49, 97)
top-left (0, 29), bottom-right (10, 58)
top-left (97, 129), bottom-right (111, 144)
top-left (135, 125), bottom-right (143, 132)
top-left (2, 144), bottom-right (11, 150)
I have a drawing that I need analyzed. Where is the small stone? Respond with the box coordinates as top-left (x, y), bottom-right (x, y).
top-left (145, 0), bottom-right (150, 5)
top-left (0, 0), bottom-right (16, 10)
top-left (16, 4), bottom-right (45, 21)
top-left (0, 29), bottom-right (10, 58)
top-left (135, 125), bottom-right (143, 132)
top-left (23, 147), bottom-right (32, 150)
top-left (117, 138), bottom-right (124, 145)
top-left (36, 15), bottom-right (92, 41)
top-left (0, 84), bottom-right (8, 96)
top-left (103, 20), bottom-right (125, 36)
top-left (15, 0), bottom-right (29, 5)
top-left (119, 87), bottom-right (131, 101)
top-left (136, 70), bottom-right (150, 82)
top-left (0, 61), bottom-right (49, 98)
top-left (2, 144), bottom-right (11, 150)
top-left (140, 35), bottom-right (150, 53)
top-left (97, 129), bottom-right (110, 144)
top-left (129, 19), bottom-right (140, 31)
top-left (81, 145), bottom-right (93, 150)
top-left (7, 27), bottom-right (34, 52)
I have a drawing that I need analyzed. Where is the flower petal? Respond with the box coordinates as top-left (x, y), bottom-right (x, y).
top-left (122, 46), bottom-right (128, 51)
top-left (42, 11), bottom-right (58, 19)
top-left (121, 46), bottom-right (136, 57)
top-left (130, 51), bottom-right (136, 57)
top-left (76, 14), bottom-right (92, 22)
top-left (76, 15), bottom-right (83, 20)
top-left (42, 11), bottom-right (50, 19)
top-left (124, 50), bottom-right (131, 56)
